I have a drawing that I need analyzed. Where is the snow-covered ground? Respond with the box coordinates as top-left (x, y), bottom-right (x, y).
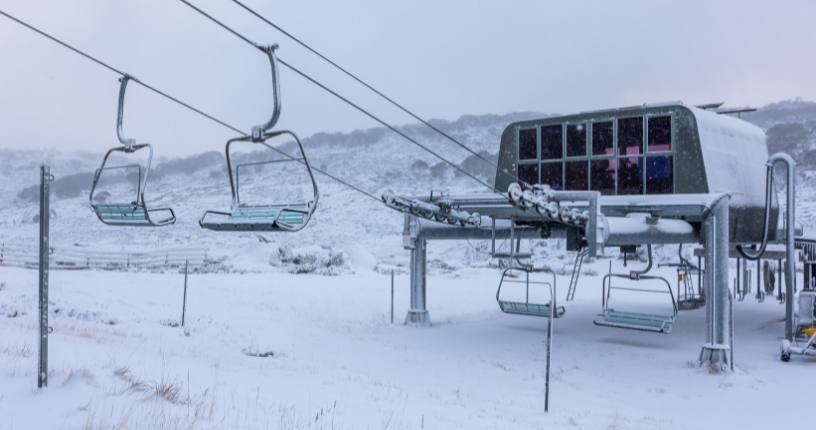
top-left (0, 258), bottom-right (811, 429)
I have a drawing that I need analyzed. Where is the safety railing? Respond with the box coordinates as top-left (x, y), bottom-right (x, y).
top-left (0, 242), bottom-right (207, 270)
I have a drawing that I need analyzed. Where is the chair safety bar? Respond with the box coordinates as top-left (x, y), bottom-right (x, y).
top-left (199, 130), bottom-right (319, 232)
top-left (89, 143), bottom-right (176, 227)
top-left (496, 267), bottom-right (563, 318)
top-left (594, 274), bottom-right (677, 334)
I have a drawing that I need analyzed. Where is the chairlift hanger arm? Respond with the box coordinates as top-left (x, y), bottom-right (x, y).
top-left (229, 0), bottom-right (524, 187)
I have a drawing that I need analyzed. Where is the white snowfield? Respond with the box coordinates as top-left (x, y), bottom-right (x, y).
top-left (0, 259), bottom-right (810, 429)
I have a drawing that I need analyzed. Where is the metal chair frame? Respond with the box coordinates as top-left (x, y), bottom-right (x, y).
top-left (89, 74), bottom-right (175, 227)
top-left (496, 267), bottom-right (564, 318)
top-left (595, 274), bottom-right (678, 334)
top-left (199, 44), bottom-right (318, 232)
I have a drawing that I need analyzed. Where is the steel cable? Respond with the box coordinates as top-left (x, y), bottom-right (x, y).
top-left (179, 0), bottom-right (504, 195)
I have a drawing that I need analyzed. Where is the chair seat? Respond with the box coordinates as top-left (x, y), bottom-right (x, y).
top-left (200, 204), bottom-right (309, 231)
top-left (594, 311), bottom-right (674, 333)
top-left (94, 203), bottom-right (151, 224)
top-left (499, 301), bottom-right (566, 318)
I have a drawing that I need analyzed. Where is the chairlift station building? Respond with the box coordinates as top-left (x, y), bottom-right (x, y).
top-left (494, 102), bottom-right (775, 244)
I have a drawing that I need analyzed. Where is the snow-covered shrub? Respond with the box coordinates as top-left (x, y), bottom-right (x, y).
top-left (271, 245), bottom-right (351, 276)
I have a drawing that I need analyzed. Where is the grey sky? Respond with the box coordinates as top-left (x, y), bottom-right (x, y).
top-left (1, 0), bottom-right (814, 157)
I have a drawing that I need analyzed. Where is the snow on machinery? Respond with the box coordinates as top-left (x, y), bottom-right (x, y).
top-left (383, 101), bottom-right (805, 368)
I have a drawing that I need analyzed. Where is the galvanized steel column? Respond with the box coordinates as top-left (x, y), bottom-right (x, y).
top-left (38, 165), bottom-right (51, 388)
top-left (406, 238), bottom-right (430, 326)
top-left (700, 195), bottom-right (731, 368)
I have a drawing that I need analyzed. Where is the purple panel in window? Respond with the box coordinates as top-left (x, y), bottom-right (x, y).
top-left (592, 121), bottom-right (614, 156)
top-left (567, 124), bottom-right (587, 157)
top-left (519, 129), bottom-right (537, 160)
top-left (541, 125), bottom-right (563, 160)
top-left (590, 159), bottom-right (616, 195)
top-left (540, 162), bottom-right (563, 190)
top-left (648, 116), bottom-right (671, 152)
top-left (617, 117), bottom-right (643, 156)
top-left (565, 160), bottom-right (588, 191)
top-left (646, 156), bottom-right (673, 194)
top-left (617, 157), bottom-right (643, 195)
top-left (517, 163), bottom-right (539, 186)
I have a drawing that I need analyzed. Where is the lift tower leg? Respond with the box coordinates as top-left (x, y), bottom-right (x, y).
top-left (699, 196), bottom-right (732, 369)
top-left (406, 238), bottom-right (430, 326)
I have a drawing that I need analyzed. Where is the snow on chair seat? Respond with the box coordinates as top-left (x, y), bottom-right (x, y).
top-left (594, 310), bottom-right (675, 333)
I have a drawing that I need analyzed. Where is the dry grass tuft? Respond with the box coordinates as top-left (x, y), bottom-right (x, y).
top-left (0, 342), bottom-right (33, 359)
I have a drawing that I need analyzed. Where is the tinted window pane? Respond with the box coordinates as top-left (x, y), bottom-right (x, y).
top-left (592, 121), bottom-right (614, 156)
top-left (566, 123), bottom-right (587, 157)
top-left (519, 129), bottom-right (537, 160)
top-left (590, 159), bottom-right (616, 195)
top-left (518, 163), bottom-right (539, 186)
top-left (541, 125), bottom-right (563, 160)
top-left (565, 160), bottom-right (588, 191)
top-left (648, 116), bottom-right (672, 152)
top-left (617, 117), bottom-right (643, 156)
top-left (617, 157), bottom-right (643, 195)
top-left (540, 162), bottom-right (563, 190)
top-left (646, 156), bottom-right (673, 194)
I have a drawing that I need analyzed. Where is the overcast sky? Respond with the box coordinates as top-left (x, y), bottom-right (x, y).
top-left (1, 0), bottom-right (814, 158)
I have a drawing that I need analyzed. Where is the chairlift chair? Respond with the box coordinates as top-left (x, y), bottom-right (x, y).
top-left (199, 44), bottom-right (318, 232)
top-left (496, 267), bottom-right (564, 318)
top-left (89, 75), bottom-right (176, 227)
top-left (594, 273), bottom-right (678, 333)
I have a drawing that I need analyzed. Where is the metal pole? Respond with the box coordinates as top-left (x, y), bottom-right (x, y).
top-left (545, 272), bottom-right (555, 413)
top-left (390, 269), bottom-right (394, 324)
top-left (182, 260), bottom-right (189, 327)
top-left (736, 258), bottom-right (741, 297)
top-left (38, 165), bottom-right (51, 388)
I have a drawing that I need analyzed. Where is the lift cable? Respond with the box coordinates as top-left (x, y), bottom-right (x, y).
top-left (0, 8), bottom-right (381, 203)
top-left (178, 0), bottom-right (504, 195)
top-left (230, 0), bottom-right (522, 186)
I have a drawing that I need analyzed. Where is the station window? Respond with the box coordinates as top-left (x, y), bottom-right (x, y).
top-left (590, 159), bottom-right (616, 195)
top-left (541, 162), bottom-right (563, 190)
top-left (519, 129), bottom-right (537, 160)
top-left (648, 116), bottom-right (671, 152)
top-left (517, 163), bottom-right (539, 186)
top-left (541, 125), bottom-right (563, 160)
top-left (617, 157), bottom-right (643, 195)
top-left (646, 156), bottom-right (673, 194)
top-left (565, 160), bottom-right (588, 191)
top-left (592, 121), bottom-right (614, 156)
top-left (566, 123), bottom-right (587, 157)
top-left (618, 117), bottom-right (643, 156)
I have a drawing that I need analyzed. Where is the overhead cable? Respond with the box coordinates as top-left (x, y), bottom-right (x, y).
top-left (178, 0), bottom-right (503, 195)
top-left (0, 8), bottom-right (381, 203)
top-left (230, 0), bottom-right (522, 185)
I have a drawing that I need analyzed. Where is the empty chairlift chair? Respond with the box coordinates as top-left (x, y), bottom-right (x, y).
top-left (594, 273), bottom-right (678, 333)
top-left (496, 267), bottom-right (564, 318)
top-left (89, 75), bottom-right (176, 227)
top-left (199, 45), bottom-right (318, 232)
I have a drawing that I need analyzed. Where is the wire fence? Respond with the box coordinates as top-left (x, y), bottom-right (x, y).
top-left (0, 242), bottom-right (208, 270)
